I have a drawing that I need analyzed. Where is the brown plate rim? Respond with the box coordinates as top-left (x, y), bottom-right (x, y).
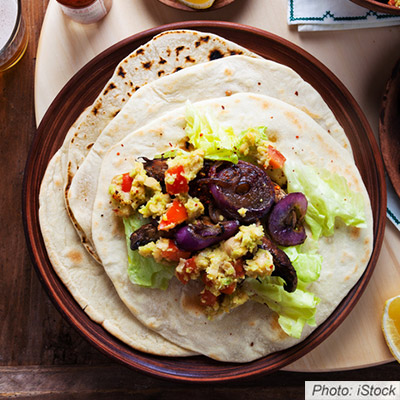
top-left (23, 20), bottom-right (386, 383)
top-left (349, 0), bottom-right (400, 15)
top-left (157, 0), bottom-right (235, 11)
top-left (379, 57), bottom-right (400, 198)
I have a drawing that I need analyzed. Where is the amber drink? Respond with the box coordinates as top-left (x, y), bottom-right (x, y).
top-left (0, 0), bottom-right (28, 72)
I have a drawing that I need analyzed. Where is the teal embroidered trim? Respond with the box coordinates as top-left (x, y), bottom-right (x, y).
top-left (289, 0), bottom-right (398, 22)
top-left (387, 207), bottom-right (400, 225)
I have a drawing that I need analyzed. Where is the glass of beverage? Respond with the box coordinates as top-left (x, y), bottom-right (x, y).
top-left (0, 0), bottom-right (28, 72)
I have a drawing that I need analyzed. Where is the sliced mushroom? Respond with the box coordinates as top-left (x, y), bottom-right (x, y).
top-left (142, 157), bottom-right (168, 183)
top-left (130, 222), bottom-right (160, 250)
top-left (130, 221), bottom-right (174, 250)
top-left (260, 236), bottom-right (297, 293)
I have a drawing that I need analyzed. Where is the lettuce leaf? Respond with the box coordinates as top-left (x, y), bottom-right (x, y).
top-left (281, 239), bottom-right (322, 284)
top-left (185, 102), bottom-right (238, 163)
top-left (246, 276), bottom-right (320, 339)
top-left (245, 239), bottom-right (322, 338)
top-left (185, 102), bottom-right (268, 163)
top-left (284, 160), bottom-right (366, 240)
top-left (123, 214), bottom-right (174, 290)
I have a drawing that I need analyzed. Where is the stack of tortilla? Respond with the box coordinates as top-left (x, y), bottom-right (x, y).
top-left (39, 30), bottom-right (373, 362)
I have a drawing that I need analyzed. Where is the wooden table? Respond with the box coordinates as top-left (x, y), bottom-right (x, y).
top-left (1, 0), bottom-right (399, 398)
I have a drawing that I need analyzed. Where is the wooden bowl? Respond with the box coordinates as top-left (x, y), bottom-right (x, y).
top-left (23, 21), bottom-right (386, 382)
top-left (350, 0), bottom-right (400, 15)
top-left (157, 0), bottom-right (235, 11)
top-left (380, 58), bottom-right (400, 198)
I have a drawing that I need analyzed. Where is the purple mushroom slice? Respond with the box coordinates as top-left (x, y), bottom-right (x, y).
top-left (267, 192), bottom-right (307, 246)
top-left (209, 161), bottom-right (276, 223)
top-left (260, 236), bottom-right (297, 293)
top-left (175, 219), bottom-right (240, 252)
top-left (141, 157), bottom-right (168, 183)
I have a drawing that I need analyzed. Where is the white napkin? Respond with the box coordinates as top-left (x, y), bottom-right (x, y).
top-left (288, 0), bottom-right (400, 31)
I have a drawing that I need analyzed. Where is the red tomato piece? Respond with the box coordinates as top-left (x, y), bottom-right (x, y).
top-left (220, 282), bottom-right (236, 295)
top-left (200, 289), bottom-right (218, 306)
top-left (165, 165), bottom-right (189, 195)
top-left (121, 173), bottom-right (133, 192)
top-left (176, 257), bottom-right (197, 284)
top-left (161, 240), bottom-right (191, 262)
top-left (201, 272), bottom-right (212, 287)
top-left (234, 260), bottom-right (245, 279)
top-left (158, 200), bottom-right (188, 230)
top-left (266, 145), bottom-right (286, 169)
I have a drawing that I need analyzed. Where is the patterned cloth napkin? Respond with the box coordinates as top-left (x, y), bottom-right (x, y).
top-left (288, 1), bottom-right (400, 231)
top-left (288, 0), bottom-right (400, 31)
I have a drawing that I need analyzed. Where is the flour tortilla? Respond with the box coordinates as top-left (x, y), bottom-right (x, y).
top-left (39, 123), bottom-right (195, 357)
top-left (68, 55), bottom-right (352, 261)
top-left (92, 93), bottom-right (373, 362)
top-left (64, 30), bottom-right (258, 261)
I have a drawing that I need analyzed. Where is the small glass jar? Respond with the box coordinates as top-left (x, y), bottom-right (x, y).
top-left (0, 0), bottom-right (28, 72)
top-left (56, 0), bottom-right (112, 24)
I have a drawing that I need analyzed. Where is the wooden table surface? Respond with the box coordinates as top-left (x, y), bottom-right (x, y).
top-left (1, 0), bottom-right (400, 398)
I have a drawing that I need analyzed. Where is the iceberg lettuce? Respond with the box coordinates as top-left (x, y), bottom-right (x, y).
top-left (123, 214), bottom-right (174, 290)
top-left (246, 240), bottom-right (322, 338)
top-left (284, 160), bottom-right (366, 240)
top-left (185, 102), bottom-right (268, 163)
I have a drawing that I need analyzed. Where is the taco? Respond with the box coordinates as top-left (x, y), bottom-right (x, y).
top-left (40, 29), bottom-right (261, 356)
top-left (92, 93), bottom-right (373, 362)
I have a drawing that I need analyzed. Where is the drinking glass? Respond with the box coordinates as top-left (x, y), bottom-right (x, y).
top-left (0, 0), bottom-right (28, 72)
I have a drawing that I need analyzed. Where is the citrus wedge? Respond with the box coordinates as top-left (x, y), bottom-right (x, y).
top-left (177, 0), bottom-right (215, 9)
top-left (382, 294), bottom-right (400, 363)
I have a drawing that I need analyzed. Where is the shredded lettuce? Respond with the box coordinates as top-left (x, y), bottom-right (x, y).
top-left (185, 102), bottom-right (268, 163)
top-left (185, 102), bottom-right (238, 162)
top-left (245, 239), bottom-right (321, 338)
top-left (281, 239), bottom-right (322, 284)
top-left (123, 214), bottom-right (174, 290)
top-left (284, 160), bottom-right (366, 240)
top-left (246, 277), bottom-right (320, 339)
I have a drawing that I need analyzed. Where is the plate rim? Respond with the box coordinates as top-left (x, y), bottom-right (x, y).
top-left (23, 20), bottom-right (386, 382)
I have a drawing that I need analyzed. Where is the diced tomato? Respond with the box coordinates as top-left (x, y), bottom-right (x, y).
top-left (161, 240), bottom-right (191, 262)
top-left (176, 257), bottom-right (197, 284)
top-left (200, 289), bottom-right (218, 307)
top-left (158, 200), bottom-right (188, 230)
top-left (121, 173), bottom-right (133, 192)
top-left (266, 145), bottom-right (286, 169)
top-left (184, 257), bottom-right (197, 272)
top-left (165, 165), bottom-right (189, 195)
top-left (233, 260), bottom-right (245, 279)
top-left (201, 272), bottom-right (212, 287)
top-left (220, 282), bottom-right (236, 295)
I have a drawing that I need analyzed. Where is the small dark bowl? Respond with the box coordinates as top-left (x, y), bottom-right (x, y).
top-left (350, 0), bottom-right (400, 15)
top-left (380, 58), bottom-right (400, 198)
top-left (157, 0), bottom-right (235, 11)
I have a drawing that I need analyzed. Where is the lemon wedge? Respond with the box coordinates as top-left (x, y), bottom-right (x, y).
top-left (382, 295), bottom-right (400, 363)
top-left (177, 0), bottom-right (216, 9)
